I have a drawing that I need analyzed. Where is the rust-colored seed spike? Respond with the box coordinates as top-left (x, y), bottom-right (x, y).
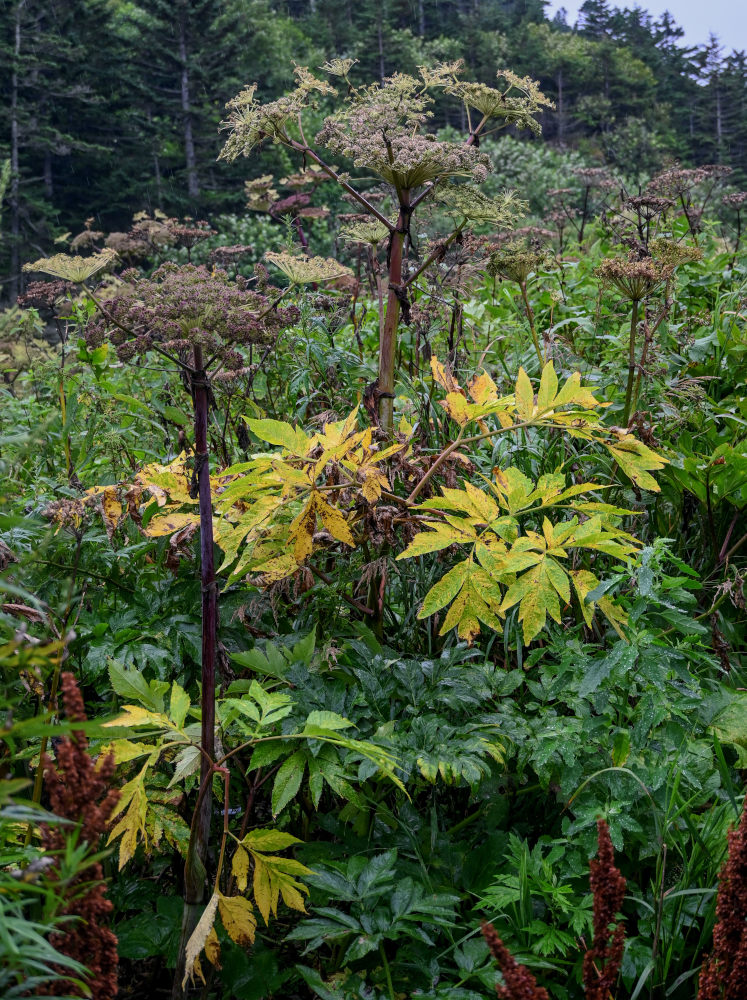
top-left (698, 798), bottom-right (747, 1000)
top-left (583, 818), bottom-right (627, 1000)
top-left (481, 920), bottom-right (550, 1000)
top-left (39, 672), bottom-right (120, 1000)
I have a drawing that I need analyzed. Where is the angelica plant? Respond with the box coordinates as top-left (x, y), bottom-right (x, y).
top-left (22, 252), bottom-right (299, 993)
top-left (220, 60), bottom-right (551, 432)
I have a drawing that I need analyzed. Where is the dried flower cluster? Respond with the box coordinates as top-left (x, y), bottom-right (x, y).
top-left (650, 237), bottom-right (704, 267)
top-left (315, 76), bottom-right (491, 188)
top-left (481, 920), bottom-right (550, 1000)
top-left (85, 262), bottom-right (297, 366)
top-left (596, 254), bottom-right (673, 301)
top-left (698, 798), bottom-right (747, 1000)
top-left (583, 819), bottom-right (627, 1000)
top-left (24, 249), bottom-right (118, 284)
top-left (265, 251), bottom-right (353, 285)
top-left (648, 163), bottom-right (732, 199)
top-left (437, 186), bottom-right (525, 227)
top-left (40, 672), bottom-right (120, 1000)
top-left (723, 192), bottom-right (747, 210)
top-left (487, 242), bottom-right (552, 283)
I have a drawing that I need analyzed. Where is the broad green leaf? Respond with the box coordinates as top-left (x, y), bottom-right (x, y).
top-left (303, 711), bottom-right (354, 733)
top-left (271, 750), bottom-right (306, 816)
top-left (108, 660), bottom-right (160, 712)
top-left (242, 829), bottom-right (303, 852)
top-left (246, 417), bottom-right (310, 455)
top-left (169, 682), bottom-right (190, 729)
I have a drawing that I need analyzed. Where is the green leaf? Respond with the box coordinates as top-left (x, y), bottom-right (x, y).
top-left (246, 417), bottom-right (310, 455)
top-left (271, 750), bottom-right (306, 816)
top-left (108, 660), bottom-right (162, 713)
top-left (169, 682), bottom-right (190, 729)
top-left (242, 829), bottom-right (303, 852)
top-left (303, 711), bottom-right (354, 733)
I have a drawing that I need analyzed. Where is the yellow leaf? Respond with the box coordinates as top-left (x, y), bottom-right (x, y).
top-left (467, 370), bottom-right (498, 405)
top-left (103, 705), bottom-right (170, 728)
top-left (279, 881), bottom-right (308, 913)
top-left (440, 392), bottom-right (471, 426)
top-left (108, 764), bottom-right (148, 869)
top-left (570, 569), bottom-right (600, 628)
top-left (361, 471), bottom-right (382, 503)
top-left (232, 845), bottom-right (250, 893)
top-left (316, 495), bottom-right (355, 546)
top-left (144, 511), bottom-right (200, 538)
top-left (253, 855), bottom-right (272, 925)
top-left (289, 497), bottom-right (316, 562)
top-left (254, 554), bottom-right (299, 582)
top-left (431, 356), bottom-right (460, 393)
top-left (536, 362), bottom-right (558, 412)
top-left (182, 893), bottom-right (218, 988)
top-left (204, 927), bottom-right (221, 969)
top-left (101, 487), bottom-right (122, 542)
top-left (514, 367), bottom-right (534, 421)
top-left (218, 892), bottom-right (257, 947)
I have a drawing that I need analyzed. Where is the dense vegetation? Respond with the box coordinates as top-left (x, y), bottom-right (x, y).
top-left (0, 7), bottom-right (746, 1000)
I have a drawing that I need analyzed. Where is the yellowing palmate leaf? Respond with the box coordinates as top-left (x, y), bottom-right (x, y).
top-left (606, 431), bottom-right (668, 493)
top-left (100, 487), bottom-right (122, 541)
top-left (108, 763), bottom-right (149, 869)
top-left (536, 361), bottom-right (559, 411)
top-left (231, 845), bottom-right (250, 892)
top-left (571, 567), bottom-right (629, 638)
top-left (431, 356), bottom-right (461, 394)
top-left (144, 509), bottom-right (200, 538)
top-left (467, 370), bottom-right (499, 405)
top-left (182, 893), bottom-right (219, 988)
top-left (204, 927), bottom-right (221, 969)
top-left (514, 367), bottom-right (534, 421)
top-left (316, 494), bottom-right (355, 546)
top-left (401, 467), bottom-right (636, 645)
top-left (288, 497), bottom-right (316, 562)
top-left (236, 829), bottom-right (312, 925)
top-left (499, 555), bottom-right (569, 644)
top-left (217, 892), bottom-right (257, 947)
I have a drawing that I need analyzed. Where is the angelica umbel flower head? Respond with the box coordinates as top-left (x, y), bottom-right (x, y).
top-left (85, 263), bottom-right (298, 366)
top-left (487, 240), bottom-right (552, 284)
top-left (315, 73), bottom-right (490, 188)
top-left (596, 254), bottom-right (674, 301)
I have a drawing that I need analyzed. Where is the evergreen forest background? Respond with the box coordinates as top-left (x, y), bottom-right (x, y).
top-left (1, 0), bottom-right (746, 301)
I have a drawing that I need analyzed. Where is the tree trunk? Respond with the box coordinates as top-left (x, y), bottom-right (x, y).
top-left (9, 1), bottom-right (24, 302)
top-left (177, 8), bottom-right (199, 201)
top-left (43, 151), bottom-right (53, 201)
top-left (377, 18), bottom-right (385, 82)
top-left (556, 67), bottom-right (564, 142)
top-left (172, 345), bottom-right (217, 996)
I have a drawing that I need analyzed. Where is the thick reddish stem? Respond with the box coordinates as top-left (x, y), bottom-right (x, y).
top-left (173, 344), bottom-right (218, 996)
top-left (379, 193), bottom-right (410, 432)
